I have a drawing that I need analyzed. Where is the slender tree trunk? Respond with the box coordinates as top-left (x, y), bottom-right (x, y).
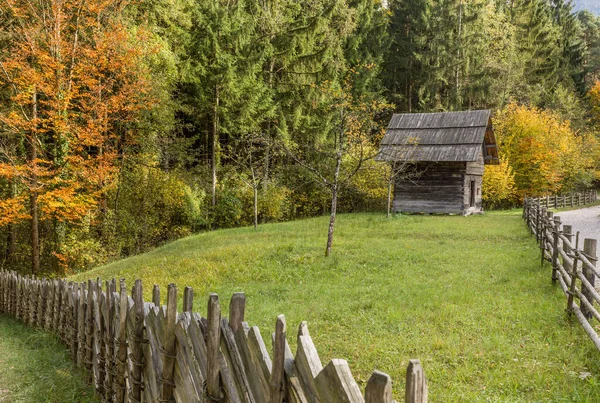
top-left (30, 88), bottom-right (39, 275)
top-left (325, 155), bottom-right (342, 257)
top-left (212, 85), bottom-right (220, 207)
top-left (387, 174), bottom-right (393, 219)
top-left (454, 0), bottom-right (463, 108)
top-left (263, 58), bottom-right (275, 194)
top-left (253, 185), bottom-right (258, 230)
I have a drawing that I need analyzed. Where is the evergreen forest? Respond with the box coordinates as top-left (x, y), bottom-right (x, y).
top-left (2, 0), bottom-right (600, 274)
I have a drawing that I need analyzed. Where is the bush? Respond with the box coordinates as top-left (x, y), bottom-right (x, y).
top-left (482, 158), bottom-right (517, 209)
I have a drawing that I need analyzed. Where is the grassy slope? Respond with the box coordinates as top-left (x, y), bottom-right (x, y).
top-left (0, 314), bottom-right (98, 402)
top-left (73, 212), bottom-right (600, 402)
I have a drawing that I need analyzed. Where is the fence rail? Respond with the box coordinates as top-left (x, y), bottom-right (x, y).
top-left (523, 193), bottom-right (600, 352)
top-left (0, 271), bottom-right (428, 403)
top-left (525, 190), bottom-right (597, 210)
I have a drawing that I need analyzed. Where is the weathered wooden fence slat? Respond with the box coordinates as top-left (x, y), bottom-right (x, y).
top-left (0, 272), bottom-right (429, 402)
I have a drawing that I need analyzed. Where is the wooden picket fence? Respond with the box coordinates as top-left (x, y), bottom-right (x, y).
top-left (523, 196), bottom-right (600, 352)
top-left (0, 272), bottom-right (428, 403)
top-left (526, 190), bottom-right (597, 210)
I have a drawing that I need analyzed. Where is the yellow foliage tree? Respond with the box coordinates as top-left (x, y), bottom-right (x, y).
top-left (482, 158), bottom-right (516, 208)
top-left (494, 104), bottom-right (594, 200)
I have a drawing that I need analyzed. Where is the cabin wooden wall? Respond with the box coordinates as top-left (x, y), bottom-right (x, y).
top-left (394, 162), bottom-right (466, 214)
top-left (394, 160), bottom-right (484, 215)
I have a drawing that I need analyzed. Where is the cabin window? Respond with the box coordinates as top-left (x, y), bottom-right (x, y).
top-left (470, 180), bottom-right (475, 207)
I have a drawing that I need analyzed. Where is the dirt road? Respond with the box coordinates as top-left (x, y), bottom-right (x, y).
top-left (555, 205), bottom-right (600, 244)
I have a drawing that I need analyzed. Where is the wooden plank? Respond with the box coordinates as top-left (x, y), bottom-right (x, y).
top-left (405, 360), bottom-right (427, 403)
top-left (314, 359), bottom-right (364, 403)
top-left (114, 279), bottom-right (128, 402)
top-left (160, 283), bottom-right (178, 402)
top-left (173, 312), bottom-right (204, 402)
top-left (93, 280), bottom-right (106, 394)
top-left (85, 280), bottom-right (94, 380)
top-left (237, 322), bottom-right (269, 402)
top-left (183, 286), bottom-right (193, 313)
top-left (229, 292), bottom-right (246, 333)
top-left (104, 281), bottom-right (115, 401)
top-left (207, 293), bottom-right (222, 400)
top-left (248, 326), bottom-right (273, 398)
top-left (188, 312), bottom-right (208, 380)
top-left (221, 317), bottom-right (256, 403)
top-left (37, 278), bottom-right (46, 328)
top-left (572, 306), bottom-right (600, 351)
top-left (365, 371), bottom-right (392, 403)
top-left (271, 315), bottom-right (287, 403)
top-left (130, 279), bottom-right (145, 402)
top-left (153, 284), bottom-right (160, 306)
top-left (78, 283), bottom-right (86, 367)
top-left (295, 321), bottom-right (323, 403)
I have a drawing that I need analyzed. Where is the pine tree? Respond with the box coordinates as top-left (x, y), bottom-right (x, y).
top-left (183, 0), bottom-right (272, 209)
top-left (383, 0), bottom-right (430, 112)
top-left (513, 0), bottom-right (561, 102)
top-left (552, 0), bottom-right (587, 94)
top-left (577, 10), bottom-right (600, 87)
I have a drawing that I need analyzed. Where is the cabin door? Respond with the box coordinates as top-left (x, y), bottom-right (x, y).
top-left (470, 180), bottom-right (475, 207)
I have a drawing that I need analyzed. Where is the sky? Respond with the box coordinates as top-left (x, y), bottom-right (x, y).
top-left (573, 0), bottom-right (600, 15)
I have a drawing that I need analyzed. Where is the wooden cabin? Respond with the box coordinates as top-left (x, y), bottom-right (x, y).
top-left (376, 110), bottom-right (499, 215)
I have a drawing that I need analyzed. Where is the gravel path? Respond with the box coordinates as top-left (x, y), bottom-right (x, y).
top-left (555, 205), bottom-right (600, 244)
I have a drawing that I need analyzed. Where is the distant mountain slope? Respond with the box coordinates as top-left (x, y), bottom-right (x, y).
top-left (573, 0), bottom-right (600, 15)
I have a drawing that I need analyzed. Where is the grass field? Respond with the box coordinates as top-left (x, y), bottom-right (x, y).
top-left (72, 211), bottom-right (600, 402)
top-left (0, 314), bottom-right (98, 402)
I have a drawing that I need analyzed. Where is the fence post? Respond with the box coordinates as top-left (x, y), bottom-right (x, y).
top-left (405, 359), bottom-right (427, 403)
top-left (94, 278), bottom-right (106, 395)
top-left (130, 279), bottom-right (145, 403)
top-left (152, 284), bottom-right (160, 307)
top-left (270, 314), bottom-right (287, 403)
top-left (104, 280), bottom-right (114, 401)
top-left (552, 216), bottom-right (561, 282)
top-left (115, 279), bottom-right (128, 403)
top-left (69, 283), bottom-right (77, 361)
top-left (85, 280), bottom-right (94, 380)
top-left (229, 292), bottom-right (246, 333)
top-left (540, 211), bottom-right (552, 266)
top-left (14, 274), bottom-right (20, 321)
top-left (563, 225), bottom-right (573, 273)
top-left (77, 282), bottom-right (86, 367)
top-left (535, 202), bottom-right (541, 242)
top-left (183, 286), bottom-right (193, 313)
top-left (365, 370), bottom-right (392, 403)
top-left (581, 239), bottom-right (597, 320)
top-left (35, 277), bottom-right (46, 327)
top-left (159, 283), bottom-right (177, 402)
top-left (207, 293), bottom-right (222, 401)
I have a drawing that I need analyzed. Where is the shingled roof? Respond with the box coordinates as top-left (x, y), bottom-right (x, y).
top-left (375, 110), bottom-right (499, 164)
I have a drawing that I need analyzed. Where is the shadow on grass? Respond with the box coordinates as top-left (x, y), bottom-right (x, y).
top-left (0, 314), bottom-right (98, 403)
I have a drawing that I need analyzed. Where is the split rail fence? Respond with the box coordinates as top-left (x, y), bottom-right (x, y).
top-left (523, 193), bottom-right (600, 352)
top-left (0, 272), bottom-right (428, 403)
top-left (526, 190), bottom-right (597, 210)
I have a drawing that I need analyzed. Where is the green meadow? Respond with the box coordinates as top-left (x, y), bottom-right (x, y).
top-left (70, 212), bottom-right (600, 402)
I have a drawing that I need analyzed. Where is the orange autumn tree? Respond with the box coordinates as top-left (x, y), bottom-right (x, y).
top-left (0, 0), bottom-right (154, 273)
top-left (493, 103), bottom-right (594, 202)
